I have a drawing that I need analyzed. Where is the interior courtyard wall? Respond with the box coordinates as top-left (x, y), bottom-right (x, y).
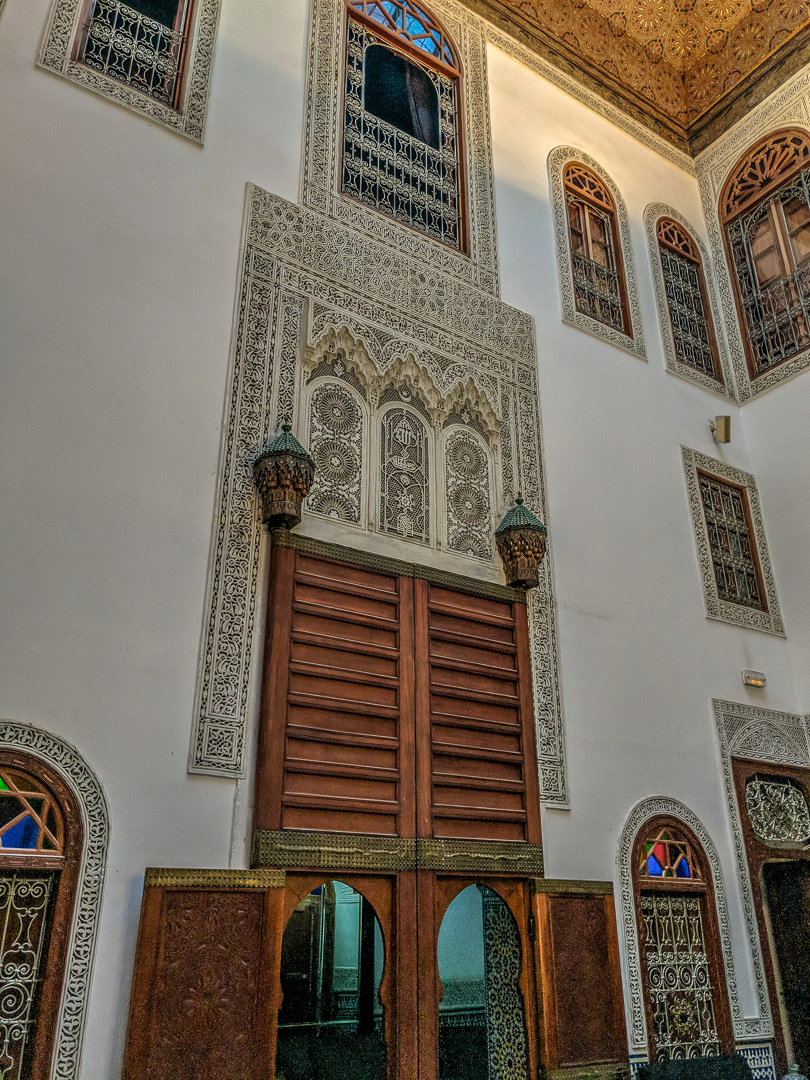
top-left (0, 0), bottom-right (808, 1072)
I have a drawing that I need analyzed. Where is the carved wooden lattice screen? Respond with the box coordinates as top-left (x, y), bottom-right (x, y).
top-left (253, 544), bottom-right (541, 845)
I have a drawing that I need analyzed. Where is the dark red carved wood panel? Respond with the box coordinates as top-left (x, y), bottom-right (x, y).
top-left (535, 891), bottom-right (627, 1068)
top-left (417, 581), bottom-right (540, 843)
top-left (124, 885), bottom-right (280, 1080)
top-left (255, 549), bottom-right (415, 837)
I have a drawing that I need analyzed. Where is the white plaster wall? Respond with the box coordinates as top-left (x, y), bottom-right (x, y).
top-left (1, 0), bottom-right (808, 1070)
top-left (487, 41), bottom-right (802, 1028)
top-left (0, 0), bottom-right (307, 1073)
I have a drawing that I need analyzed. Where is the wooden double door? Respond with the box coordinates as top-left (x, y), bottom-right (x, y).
top-left (275, 869), bottom-right (540, 1080)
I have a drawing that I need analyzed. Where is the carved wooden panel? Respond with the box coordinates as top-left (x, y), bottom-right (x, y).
top-left (418, 580), bottom-right (540, 844)
top-left (534, 888), bottom-right (628, 1069)
top-left (123, 882), bottom-right (282, 1080)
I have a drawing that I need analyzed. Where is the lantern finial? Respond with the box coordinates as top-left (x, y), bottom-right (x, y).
top-left (494, 496), bottom-right (547, 589)
top-left (253, 425), bottom-right (315, 530)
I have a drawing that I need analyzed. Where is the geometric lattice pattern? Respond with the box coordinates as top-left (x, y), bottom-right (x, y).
top-left (445, 429), bottom-right (492, 559)
top-left (0, 873), bottom-right (56, 1080)
top-left (481, 887), bottom-right (529, 1080)
top-left (0, 769), bottom-right (63, 854)
top-left (745, 775), bottom-right (810, 844)
top-left (348, 0), bottom-right (456, 64)
top-left (639, 826), bottom-right (700, 880)
top-left (698, 473), bottom-right (763, 611)
top-left (307, 382), bottom-right (364, 524)
top-left (77, 0), bottom-right (185, 105)
top-left (342, 19), bottom-right (461, 248)
top-left (640, 893), bottom-right (721, 1061)
top-left (657, 217), bottom-right (718, 381)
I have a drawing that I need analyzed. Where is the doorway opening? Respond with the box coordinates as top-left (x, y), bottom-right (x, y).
top-left (763, 861), bottom-right (810, 1072)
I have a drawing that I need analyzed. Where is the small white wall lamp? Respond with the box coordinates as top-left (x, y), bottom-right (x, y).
top-left (710, 416), bottom-right (731, 443)
top-left (742, 670), bottom-right (767, 688)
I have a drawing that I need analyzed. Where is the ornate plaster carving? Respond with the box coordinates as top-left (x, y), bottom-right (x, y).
top-left (711, 699), bottom-right (810, 1039)
top-left (301, 0), bottom-right (500, 294)
top-left (38, 0), bottom-right (221, 142)
top-left (681, 447), bottom-right (784, 636)
top-left (189, 184), bottom-right (568, 804)
top-left (616, 796), bottom-right (742, 1055)
top-left (548, 147), bottom-right (647, 360)
top-left (643, 203), bottom-right (736, 400)
top-left (696, 75), bottom-right (810, 401)
top-left (0, 720), bottom-right (109, 1080)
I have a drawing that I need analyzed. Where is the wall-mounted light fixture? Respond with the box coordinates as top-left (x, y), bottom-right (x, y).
top-left (742, 670), bottom-right (767, 688)
top-left (710, 416), bottom-right (731, 443)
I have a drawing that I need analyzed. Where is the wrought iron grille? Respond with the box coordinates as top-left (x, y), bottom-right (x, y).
top-left (727, 170), bottom-right (810, 375)
top-left (78, 0), bottom-right (186, 106)
top-left (640, 893), bottom-right (721, 1061)
top-left (659, 246), bottom-right (717, 379)
top-left (0, 873), bottom-right (56, 1080)
top-left (698, 474), bottom-right (763, 611)
top-left (571, 250), bottom-right (624, 332)
top-left (342, 20), bottom-right (461, 247)
top-left (745, 776), bottom-right (810, 844)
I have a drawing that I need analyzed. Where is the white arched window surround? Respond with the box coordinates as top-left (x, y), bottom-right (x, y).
top-left (303, 376), bottom-right (369, 531)
top-left (644, 203), bottom-right (736, 401)
top-left (440, 424), bottom-right (495, 562)
top-left (548, 146), bottom-right (646, 360)
top-left (616, 795), bottom-right (742, 1059)
top-left (375, 400), bottom-right (433, 544)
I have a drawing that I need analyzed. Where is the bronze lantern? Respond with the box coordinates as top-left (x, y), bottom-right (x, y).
top-left (494, 498), bottom-right (548, 589)
top-left (253, 425), bottom-right (315, 530)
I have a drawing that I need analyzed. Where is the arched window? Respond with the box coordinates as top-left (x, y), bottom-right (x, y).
top-left (0, 754), bottom-right (82, 1079)
top-left (342, 0), bottom-right (463, 249)
top-left (656, 218), bottom-right (722, 384)
top-left (443, 427), bottom-right (492, 559)
top-left (633, 818), bottom-right (733, 1061)
top-left (565, 164), bottom-right (630, 336)
top-left (379, 406), bottom-right (430, 543)
top-left (720, 128), bottom-right (810, 379)
top-left (306, 380), bottom-right (365, 524)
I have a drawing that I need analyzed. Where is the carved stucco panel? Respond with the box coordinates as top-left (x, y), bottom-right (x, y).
top-left (189, 185), bottom-right (568, 804)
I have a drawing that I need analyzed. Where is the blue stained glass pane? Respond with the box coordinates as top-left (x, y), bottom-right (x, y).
top-left (647, 854), bottom-right (663, 876)
top-left (382, 1), bottom-right (402, 25)
top-left (676, 860), bottom-right (691, 878)
top-left (2, 815), bottom-right (38, 849)
top-left (406, 13), bottom-right (426, 34)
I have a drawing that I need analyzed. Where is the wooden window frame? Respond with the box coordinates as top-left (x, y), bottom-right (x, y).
top-left (720, 128), bottom-right (810, 382)
top-left (696, 467), bottom-right (769, 615)
top-left (631, 815), bottom-right (735, 1061)
top-left (730, 757), bottom-right (810, 1074)
top-left (564, 164), bottom-right (631, 337)
top-left (0, 750), bottom-right (83, 1080)
top-left (656, 217), bottom-right (724, 385)
top-left (340, 0), bottom-right (470, 255)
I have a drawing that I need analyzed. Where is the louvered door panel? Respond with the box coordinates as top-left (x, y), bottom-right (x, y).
top-left (255, 547), bottom-right (414, 838)
top-left (418, 581), bottom-right (540, 843)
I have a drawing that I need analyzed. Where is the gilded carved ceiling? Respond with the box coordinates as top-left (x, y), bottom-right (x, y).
top-left (465, 0), bottom-right (810, 152)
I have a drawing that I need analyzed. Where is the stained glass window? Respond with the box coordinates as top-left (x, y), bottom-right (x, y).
top-left (342, 1), bottom-right (462, 247)
top-left (0, 769), bottom-right (63, 854)
top-left (698, 472), bottom-right (764, 611)
top-left (564, 165), bottom-right (627, 334)
top-left (656, 219), bottom-right (721, 382)
top-left (639, 826), bottom-right (700, 880)
top-left (722, 130), bottom-right (810, 378)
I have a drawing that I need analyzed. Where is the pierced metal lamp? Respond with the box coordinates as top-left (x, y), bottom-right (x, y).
top-left (253, 424), bottom-right (315, 530)
top-left (494, 497), bottom-right (548, 589)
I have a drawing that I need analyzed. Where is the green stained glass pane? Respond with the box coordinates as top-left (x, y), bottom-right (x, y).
top-left (29, 799), bottom-right (44, 815)
top-left (0, 778), bottom-right (10, 792)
